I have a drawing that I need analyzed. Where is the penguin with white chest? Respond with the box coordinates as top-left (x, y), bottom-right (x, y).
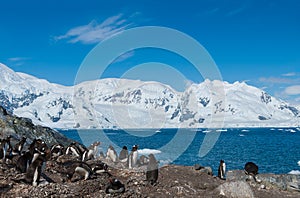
top-left (61, 161), bottom-right (92, 181)
top-left (0, 136), bottom-right (12, 162)
top-left (218, 159), bottom-right (226, 180)
top-left (105, 178), bottom-right (125, 194)
top-left (146, 154), bottom-right (159, 185)
top-left (244, 162), bottom-right (260, 182)
top-left (12, 137), bottom-right (27, 155)
top-left (50, 144), bottom-right (64, 159)
top-left (128, 145), bottom-right (138, 169)
top-left (25, 147), bottom-right (47, 186)
top-left (82, 141), bottom-right (100, 161)
top-left (119, 146), bottom-right (128, 163)
top-left (65, 142), bottom-right (82, 158)
top-left (106, 145), bottom-right (118, 163)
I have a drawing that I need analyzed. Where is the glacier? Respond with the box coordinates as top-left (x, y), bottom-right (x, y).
top-left (0, 63), bottom-right (299, 129)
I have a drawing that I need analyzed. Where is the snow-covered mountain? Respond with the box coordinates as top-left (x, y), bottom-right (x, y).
top-left (0, 63), bottom-right (299, 129)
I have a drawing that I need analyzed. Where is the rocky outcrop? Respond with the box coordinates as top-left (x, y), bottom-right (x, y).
top-left (0, 106), bottom-right (72, 146)
top-left (256, 173), bottom-right (300, 192)
top-left (217, 181), bottom-right (254, 198)
top-left (227, 170), bottom-right (300, 192)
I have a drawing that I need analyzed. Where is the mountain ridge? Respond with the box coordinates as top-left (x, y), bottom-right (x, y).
top-left (0, 63), bottom-right (299, 129)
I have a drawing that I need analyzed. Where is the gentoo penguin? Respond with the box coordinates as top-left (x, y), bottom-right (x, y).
top-left (105, 178), bottom-right (125, 194)
top-left (61, 161), bottom-right (92, 181)
top-left (15, 139), bottom-right (38, 172)
top-left (119, 146), bottom-right (128, 163)
top-left (99, 151), bottom-right (106, 159)
top-left (218, 160), bottom-right (226, 180)
top-left (0, 136), bottom-right (12, 162)
top-left (128, 145), bottom-right (138, 169)
top-left (82, 141), bottom-right (100, 161)
top-left (244, 162), bottom-right (259, 182)
top-left (146, 154), bottom-right (159, 185)
top-left (89, 161), bottom-right (108, 174)
top-left (66, 142), bottom-right (82, 158)
top-left (139, 155), bottom-right (149, 166)
top-left (12, 137), bottom-right (27, 155)
top-left (0, 138), bottom-right (7, 161)
top-left (106, 145), bottom-right (118, 163)
top-left (50, 144), bottom-right (64, 159)
top-left (25, 149), bottom-right (47, 186)
top-left (16, 151), bottom-right (31, 173)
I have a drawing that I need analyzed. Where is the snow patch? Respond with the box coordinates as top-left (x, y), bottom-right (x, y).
top-left (138, 148), bottom-right (161, 155)
top-left (288, 170), bottom-right (300, 175)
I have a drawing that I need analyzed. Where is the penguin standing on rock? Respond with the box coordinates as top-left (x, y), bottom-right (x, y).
top-left (244, 162), bottom-right (259, 182)
top-left (146, 154), bottom-right (158, 185)
top-left (119, 146), bottom-right (128, 163)
top-left (82, 141), bottom-right (100, 161)
top-left (218, 160), bottom-right (226, 180)
top-left (25, 147), bottom-right (47, 186)
top-left (106, 145), bottom-right (118, 163)
top-left (12, 137), bottom-right (27, 155)
top-left (128, 145), bottom-right (138, 169)
top-left (0, 136), bottom-right (12, 162)
top-left (0, 138), bottom-right (7, 161)
top-left (15, 151), bottom-right (31, 173)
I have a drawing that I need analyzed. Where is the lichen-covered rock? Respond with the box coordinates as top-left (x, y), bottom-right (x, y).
top-left (217, 181), bottom-right (255, 198)
top-left (227, 170), bottom-right (300, 193)
top-left (227, 170), bottom-right (250, 181)
top-left (0, 106), bottom-right (73, 146)
top-left (256, 173), bottom-right (300, 192)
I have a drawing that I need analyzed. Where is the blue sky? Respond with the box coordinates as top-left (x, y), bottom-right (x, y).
top-left (0, 0), bottom-right (300, 104)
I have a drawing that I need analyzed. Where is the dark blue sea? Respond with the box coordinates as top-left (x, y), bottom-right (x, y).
top-left (59, 128), bottom-right (300, 175)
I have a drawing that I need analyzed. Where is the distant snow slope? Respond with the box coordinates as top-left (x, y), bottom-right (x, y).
top-left (0, 63), bottom-right (299, 129)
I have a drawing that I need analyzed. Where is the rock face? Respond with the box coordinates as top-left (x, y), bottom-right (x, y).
top-left (217, 181), bottom-right (254, 198)
top-left (256, 174), bottom-right (300, 192)
top-left (227, 170), bottom-right (300, 193)
top-left (0, 106), bottom-right (72, 146)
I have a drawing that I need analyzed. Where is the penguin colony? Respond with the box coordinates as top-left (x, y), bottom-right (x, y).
top-left (0, 136), bottom-right (160, 194)
top-left (1, 135), bottom-right (261, 194)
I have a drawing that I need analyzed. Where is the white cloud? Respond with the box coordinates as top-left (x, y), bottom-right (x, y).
top-left (284, 85), bottom-right (300, 95)
top-left (282, 72), bottom-right (296, 77)
top-left (259, 77), bottom-right (294, 84)
top-left (8, 57), bottom-right (30, 62)
top-left (55, 14), bottom-right (132, 44)
top-left (7, 57), bottom-right (30, 66)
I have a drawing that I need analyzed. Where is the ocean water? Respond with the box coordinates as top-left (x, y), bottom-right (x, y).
top-left (59, 128), bottom-right (300, 174)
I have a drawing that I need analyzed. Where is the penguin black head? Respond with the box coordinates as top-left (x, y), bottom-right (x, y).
top-left (122, 146), bottom-right (127, 150)
top-left (6, 135), bottom-right (12, 141)
top-left (93, 141), bottom-right (101, 146)
top-left (132, 145), bottom-right (138, 151)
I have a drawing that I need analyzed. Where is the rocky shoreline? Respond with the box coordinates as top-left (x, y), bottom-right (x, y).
top-left (1, 160), bottom-right (300, 197)
top-left (1, 106), bottom-right (300, 197)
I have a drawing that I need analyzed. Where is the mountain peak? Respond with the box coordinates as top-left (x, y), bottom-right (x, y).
top-left (1, 63), bottom-right (299, 129)
top-left (0, 63), bottom-right (24, 85)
